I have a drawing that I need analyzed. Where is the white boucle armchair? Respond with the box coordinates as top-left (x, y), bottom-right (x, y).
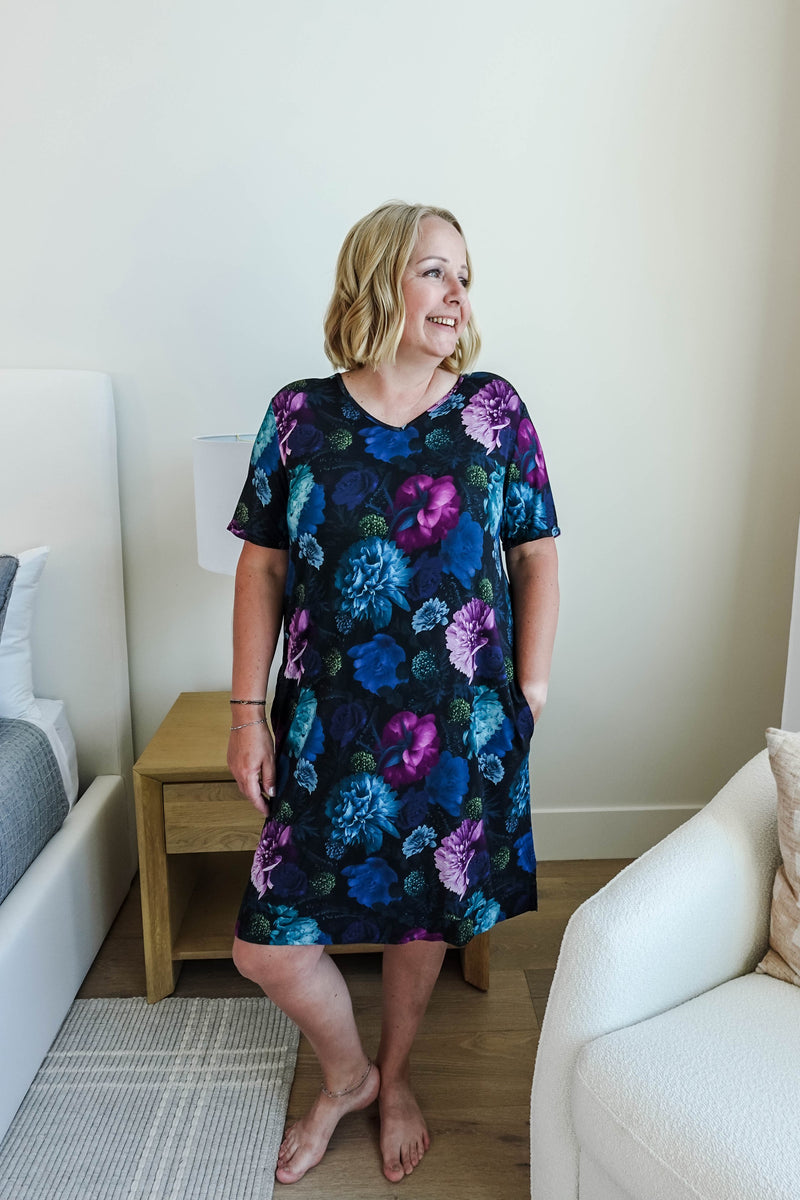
top-left (529, 747), bottom-right (800, 1200)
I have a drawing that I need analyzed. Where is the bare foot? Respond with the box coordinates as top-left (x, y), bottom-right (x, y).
top-left (379, 1078), bottom-right (430, 1182)
top-left (276, 1060), bottom-right (380, 1184)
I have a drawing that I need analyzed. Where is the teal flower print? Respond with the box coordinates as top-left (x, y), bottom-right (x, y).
top-left (325, 772), bottom-right (401, 853)
top-left (335, 538), bottom-right (412, 629)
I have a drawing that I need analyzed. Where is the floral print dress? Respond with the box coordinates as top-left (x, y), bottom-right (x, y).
top-left (229, 372), bottom-right (559, 947)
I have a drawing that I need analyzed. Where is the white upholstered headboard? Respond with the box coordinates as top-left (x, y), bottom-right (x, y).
top-left (0, 370), bottom-right (133, 791)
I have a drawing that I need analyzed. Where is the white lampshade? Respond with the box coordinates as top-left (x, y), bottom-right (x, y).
top-left (192, 434), bottom-right (254, 574)
top-left (783, 516), bottom-right (800, 731)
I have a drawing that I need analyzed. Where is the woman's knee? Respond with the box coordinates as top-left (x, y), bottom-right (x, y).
top-left (232, 936), bottom-right (322, 989)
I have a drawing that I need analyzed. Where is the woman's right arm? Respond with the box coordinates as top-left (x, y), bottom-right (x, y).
top-left (227, 541), bottom-right (289, 815)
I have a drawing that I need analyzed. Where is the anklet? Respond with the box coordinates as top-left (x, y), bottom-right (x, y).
top-left (320, 1058), bottom-right (372, 1098)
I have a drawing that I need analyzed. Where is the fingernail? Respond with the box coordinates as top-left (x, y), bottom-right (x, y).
top-left (268, 786), bottom-right (276, 797)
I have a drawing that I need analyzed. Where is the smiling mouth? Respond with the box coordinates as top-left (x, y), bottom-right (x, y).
top-left (427, 316), bottom-right (456, 327)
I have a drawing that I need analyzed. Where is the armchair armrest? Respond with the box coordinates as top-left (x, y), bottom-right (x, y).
top-left (530, 748), bottom-right (780, 1200)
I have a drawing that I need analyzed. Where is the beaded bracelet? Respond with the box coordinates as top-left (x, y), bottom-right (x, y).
top-left (230, 718), bottom-right (268, 732)
top-left (230, 699), bottom-right (266, 705)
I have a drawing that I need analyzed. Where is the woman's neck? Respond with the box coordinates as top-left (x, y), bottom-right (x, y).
top-left (343, 360), bottom-right (457, 410)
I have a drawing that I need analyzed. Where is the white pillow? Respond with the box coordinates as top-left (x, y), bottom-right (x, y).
top-left (0, 546), bottom-right (49, 720)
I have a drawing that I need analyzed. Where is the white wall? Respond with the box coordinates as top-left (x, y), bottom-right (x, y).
top-left (2, 0), bottom-right (799, 856)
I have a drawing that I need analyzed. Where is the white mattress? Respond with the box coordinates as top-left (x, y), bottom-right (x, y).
top-left (23, 699), bottom-right (79, 807)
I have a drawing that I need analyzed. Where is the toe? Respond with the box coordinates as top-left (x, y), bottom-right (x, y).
top-left (383, 1156), bottom-right (405, 1183)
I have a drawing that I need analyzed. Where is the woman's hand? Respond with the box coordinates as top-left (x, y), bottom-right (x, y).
top-left (227, 721), bottom-right (276, 816)
top-left (521, 682), bottom-right (549, 725)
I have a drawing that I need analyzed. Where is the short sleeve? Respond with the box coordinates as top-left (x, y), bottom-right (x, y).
top-left (500, 392), bottom-right (560, 551)
top-left (228, 399), bottom-right (290, 549)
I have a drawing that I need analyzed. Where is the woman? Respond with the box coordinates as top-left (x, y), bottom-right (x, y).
top-left (227, 201), bottom-right (560, 1185)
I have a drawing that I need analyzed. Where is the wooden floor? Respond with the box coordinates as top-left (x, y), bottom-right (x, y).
top-left (80, 860), bottom-right (629, 1199)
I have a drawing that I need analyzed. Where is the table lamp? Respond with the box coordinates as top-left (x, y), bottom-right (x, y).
top-left (192, 434), bottom-right (254, 574)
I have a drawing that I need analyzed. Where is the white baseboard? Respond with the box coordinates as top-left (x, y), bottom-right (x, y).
top-left (532, 805), bottom-right (702, 861)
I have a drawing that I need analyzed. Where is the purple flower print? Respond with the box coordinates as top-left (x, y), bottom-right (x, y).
top-left (434, 818), bottom-right (485, 899)
top-left (461, 378), bottom-right (520, 452)
top-left (286, 608), bottom-right (312, 680)
top-left (272, 388), bottom-right (309, 463)
top-left (445, 599), bottom-right (499, 683)
top-left (388, 474), bottom-right (461, 551)
top-left (399, 928), bottom-right (444, 944)
top-left (378, 712), bottom-right (440, 787)
top-left (516, 419), bottom-right (548, 489)
top-left (251, 821), bottom-right (293, 898)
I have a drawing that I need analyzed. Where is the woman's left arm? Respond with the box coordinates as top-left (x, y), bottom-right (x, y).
top-left (506, 538), bottom-right (560, 723)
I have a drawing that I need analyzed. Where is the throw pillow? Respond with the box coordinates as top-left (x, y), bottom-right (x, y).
top-left (0, 546), bottom-right (49, 720)
top-left (756, 727), bottom-right (800, 986)
top-left (0, 555), bottom-right (19, 641)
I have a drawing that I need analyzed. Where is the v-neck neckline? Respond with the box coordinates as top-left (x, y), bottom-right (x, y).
top-left (335, 373), bottom-right (463, 431)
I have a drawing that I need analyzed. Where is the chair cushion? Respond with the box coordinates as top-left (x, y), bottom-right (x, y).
top-left (573, 972), bottom-right (800, 1200)
top-left (757, 728), bottom-right (800, 986)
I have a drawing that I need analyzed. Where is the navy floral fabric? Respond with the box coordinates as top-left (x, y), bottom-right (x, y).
top-left (229, 372), bottom-right (559, 947)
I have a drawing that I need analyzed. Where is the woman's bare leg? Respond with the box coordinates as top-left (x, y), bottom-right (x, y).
top-left (376, 941), bottom-right (447, 1182)
top-left (232, 938), bottom-right (380, 1184)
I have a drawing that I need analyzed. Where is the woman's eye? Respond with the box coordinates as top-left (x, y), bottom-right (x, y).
top-left (424, 268), bottom-right (442, 278)
top-left (459, 277), bottom-right (470, 288)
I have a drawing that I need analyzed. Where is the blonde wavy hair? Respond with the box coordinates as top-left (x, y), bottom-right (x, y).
top-left (323, 201), bottom-right (481, 373)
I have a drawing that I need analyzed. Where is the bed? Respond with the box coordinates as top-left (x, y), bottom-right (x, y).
top-left (0, 369), bottom-right (138, 1142)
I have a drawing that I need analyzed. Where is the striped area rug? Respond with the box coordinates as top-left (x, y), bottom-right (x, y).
top-left (0, 997), bottom-right (300, 1200)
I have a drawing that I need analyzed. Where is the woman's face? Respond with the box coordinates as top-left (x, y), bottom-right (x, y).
top-left (398, 216), bottom-right (472, 366)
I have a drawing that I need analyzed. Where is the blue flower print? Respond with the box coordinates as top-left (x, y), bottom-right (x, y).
top-left (506, 759), bottom-right (531, 832)
top-left (332, 469), bottom-right (379, 510)
top-left (426, 751), bottom-right (469, 817)
top-left (401, 825), bottom-right (437, 857)
top-left (464, 889), bottom-right (504, 934)
top-left (342, 857), bottom-right (398, 907)
top-left (474, 642), bottom-right (507, 684)
top-left (398, 789), bottom-right (430, 830)
top-left (466, 687), bottom-right (505, 756)
top-left (270, 905), bottom-right (323, 944)
top-left (502, 483), bottom-right (549, 545)
top-left (335, 538), bottom-right (412, 629)
top-left (294, 758), bottom-right (318, 792)
top-left (515, 830), bottom-right (536, 873)
top-left (253, 467), bottom-right (272, 506)
top-left (303, 716), bottom-right (325, 760)
top-left (287, 463), bottom-right (325, 540)
top-left (484, 464), bottom-right (504, 537)
top-left (298, 533), bottom-right (323, 567)
top-left (286, 688), bottom-right (317, 757)
top-left (482, 714), bottom-right (513, 758)
top-left (270, 862), bottom-right (308, 899)
top-left (329, 702), bottom-right (367, 746)
top-left (348, 634), bottom-right (405, 693)
top-left (252, 406), bottom-right (280, 470)
top-left (478, 753), bottom-right (504, 783)
top-left (407, 553), bottom-right (442, 603)
top-left (411, 598), bottom-right (449, 632)
top-left (441, 512), bottom-right (483, 586)
top-left (360, 425), bottom-right (418, 462)
top-left (428, 390), bottom-right (465, 420)
top-left (325, 773), bottom-right (401, 852)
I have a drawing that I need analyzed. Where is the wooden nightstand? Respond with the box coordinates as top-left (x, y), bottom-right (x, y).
top-left (133, 691), bottom-right (490, 1003)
